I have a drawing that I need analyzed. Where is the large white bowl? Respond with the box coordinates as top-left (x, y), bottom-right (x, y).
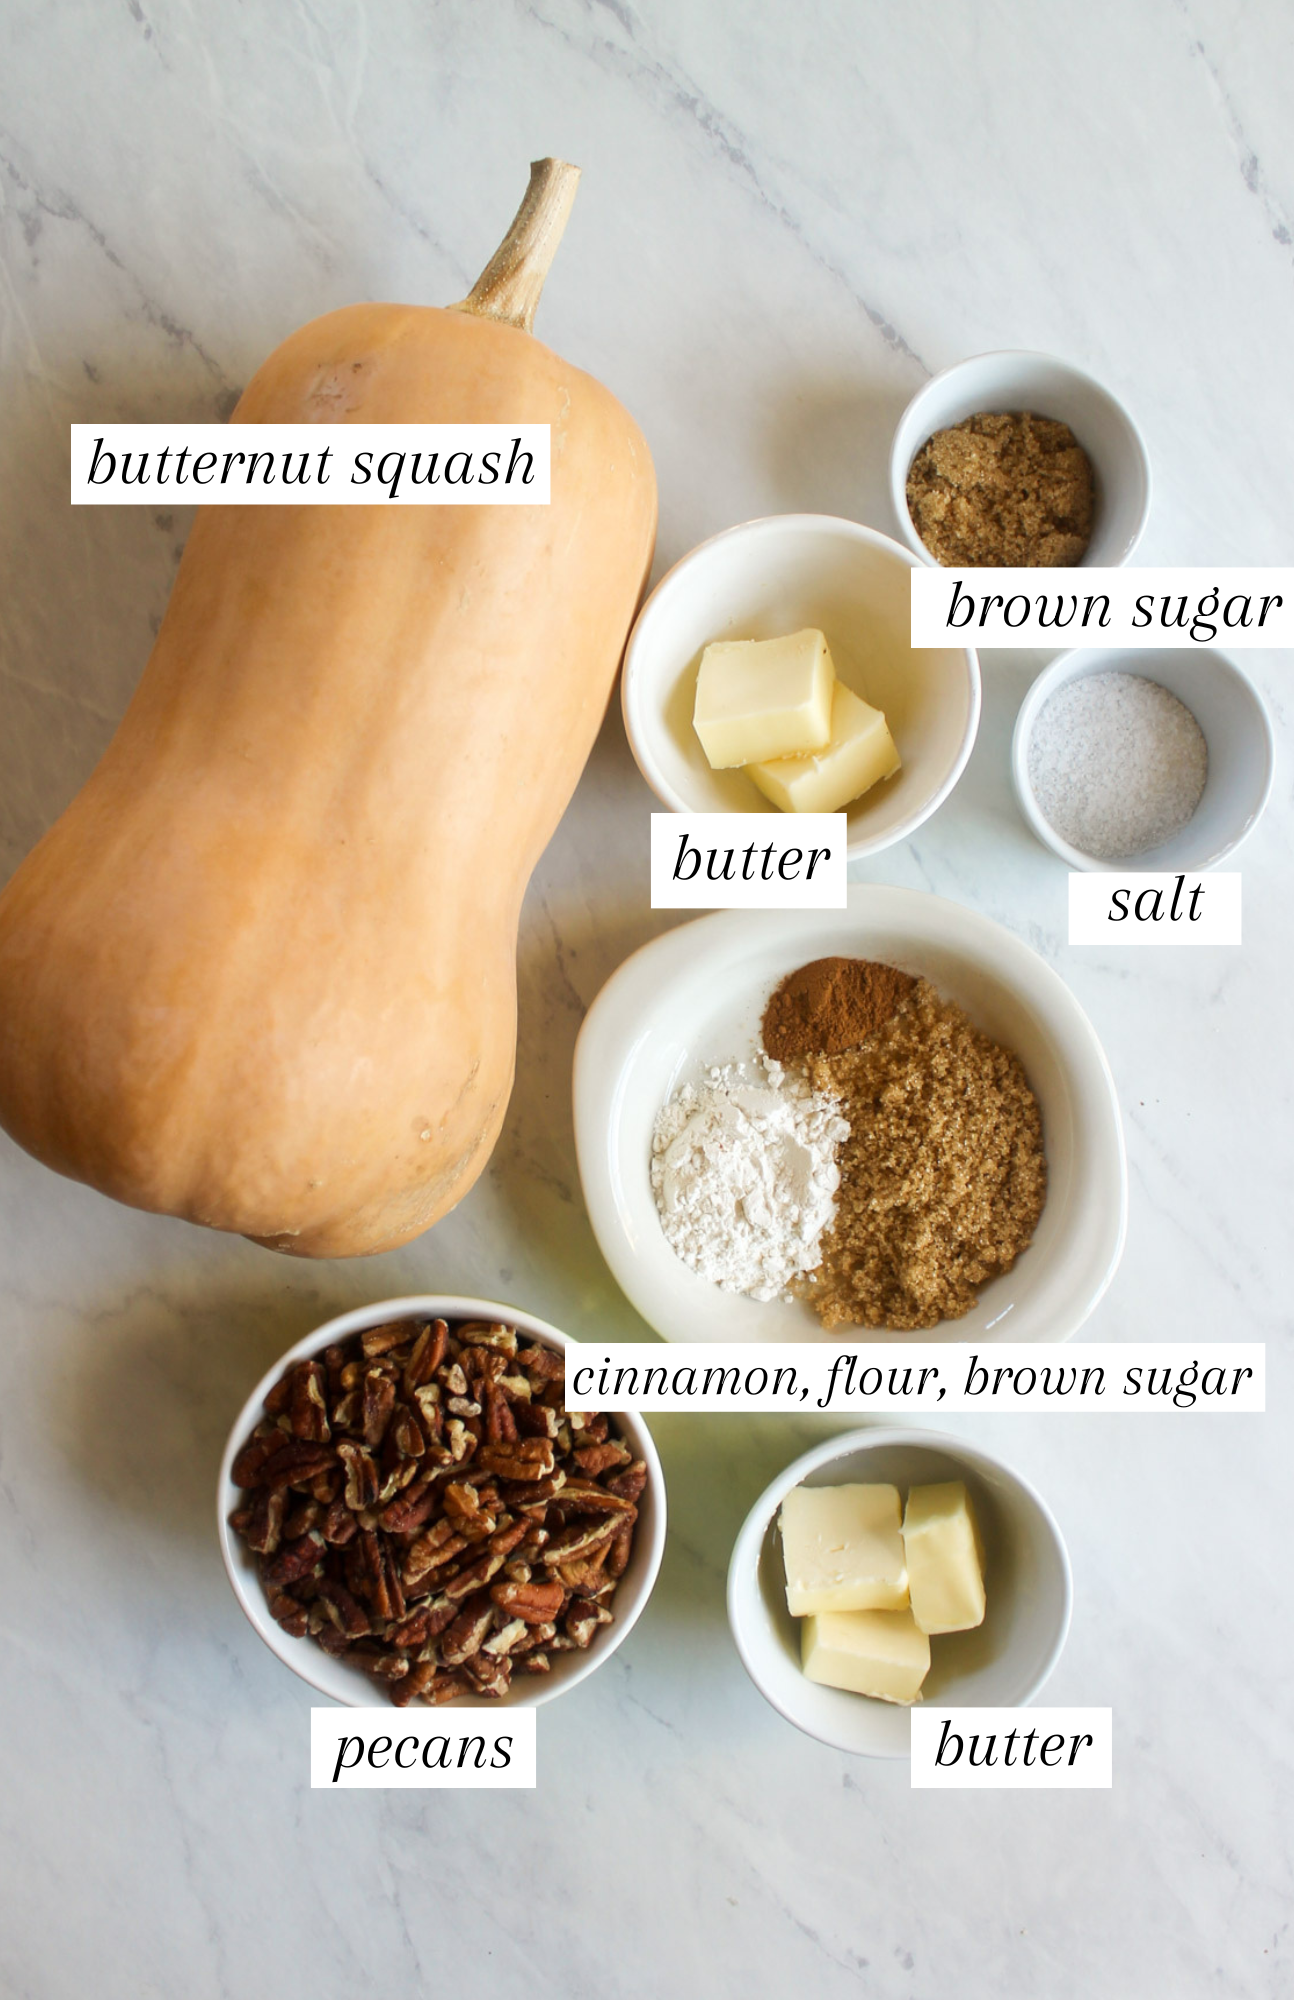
top-left (727, 1427), bottom-right (1072, 1759)
top-left (217, 1296), bottom-right (666, 1709)
top-left (573, 887), bottom-right (1126, 1344)
top-left (1012, 646), bottom-right (1275, 872)
top-left (620, 515), bottom-right (979, 860)
top-left (889, 350), bottom-right (1151, 569)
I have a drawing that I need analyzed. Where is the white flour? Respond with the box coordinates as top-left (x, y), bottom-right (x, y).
top-left (650, 1056), bottom-right (847, 1301)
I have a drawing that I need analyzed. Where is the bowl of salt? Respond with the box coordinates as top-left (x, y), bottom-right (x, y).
top-left (1011, 646), bottom-right (1274, 872)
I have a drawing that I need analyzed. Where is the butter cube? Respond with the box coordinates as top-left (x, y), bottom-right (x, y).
top-left (747, 682), bottom-right (901, 814)
top-left (902, 1481), bottom-right (986, 1636)
top-left (693, 629), bottom-right (834, 769)
top-left (801, 1608), bottom-right (931, 1704)
top-left (779, 1482), bottom-right (908, 1615)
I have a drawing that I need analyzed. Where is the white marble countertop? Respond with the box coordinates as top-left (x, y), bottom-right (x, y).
top-left (1, 3), bottom-right (1290, 1994)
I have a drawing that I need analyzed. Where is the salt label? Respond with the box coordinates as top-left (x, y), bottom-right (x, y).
top-left (1069, 872), bottom-right (1241, 946)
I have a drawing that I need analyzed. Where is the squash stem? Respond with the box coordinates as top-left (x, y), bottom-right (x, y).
top-left (452, 158), bottom-right (581, 334)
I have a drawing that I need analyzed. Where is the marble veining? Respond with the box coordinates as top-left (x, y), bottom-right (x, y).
top-left (0, 2), bottom-right (1291, 1995)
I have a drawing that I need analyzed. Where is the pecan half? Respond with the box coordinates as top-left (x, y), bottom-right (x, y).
top-left (490, 1579), bottom-right (565, 1623)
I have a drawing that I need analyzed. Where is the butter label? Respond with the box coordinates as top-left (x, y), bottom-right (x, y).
top-left (911, 1708), bottom-right (1112, 1789)
top-left (649, 812), bottom-right (847, 909)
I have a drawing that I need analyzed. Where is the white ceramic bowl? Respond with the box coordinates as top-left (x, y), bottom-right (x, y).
top-left (890, 350), bottom-right (1151, 569)
top-left (727, 1427), bottom-right (1072, 1759)
top-left (620, 514), bottom-right (979, 861)
top-left (573, 886), bottom-right (1126, 1345)
top-left (218, 1295), bottom-right (666, 1708)
top-left (1012, 646), bottom-right (1275, 871)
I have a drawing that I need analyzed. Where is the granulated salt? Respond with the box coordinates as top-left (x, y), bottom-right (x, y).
top-left (1027, 671), bottom-right (1208, 861)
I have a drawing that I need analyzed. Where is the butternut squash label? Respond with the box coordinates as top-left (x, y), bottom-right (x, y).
top-left (71, 423), bottom-right (551, 504)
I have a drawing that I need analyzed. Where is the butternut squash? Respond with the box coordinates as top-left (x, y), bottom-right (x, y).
top-left (0, 160), bottom-right (656, 1256)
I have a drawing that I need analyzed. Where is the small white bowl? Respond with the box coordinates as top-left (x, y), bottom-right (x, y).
top-left (620, 514), bottom-right (979, 861)
top-left (727, 1428), bottom-right (1072, 1759)
top-left (890, 351), bottom-right (1151, 569)
top-left (1012, 647), bottom-right (1275, 871)
top-left (573, 886), bottom-right (1126, 1346)
top-left (218, 1295), bottom-right (666, 1709)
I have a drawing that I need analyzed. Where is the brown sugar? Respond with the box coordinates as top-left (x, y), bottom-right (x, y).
top-left (905, 411), bottom-right (1095, 568)
top-left (794, 979), bottom-right (1046, 1330)
top-left (762, 957), bottom-right (917, 1062)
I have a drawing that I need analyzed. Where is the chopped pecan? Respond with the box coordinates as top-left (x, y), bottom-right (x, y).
top-left (511, 1621), bottom-right (557, 1654)
top-left (321, 1497), bottom-right (358, 1545)
top-left (379, 1478), bottom-right (439, 1536)
top-left (542, 1520), bottom-right (619, 1566)
top-left (243, 1486), bottom-right (286, 1556)
top-left (440, 1361), bottom-right (469, 1398)
top-left (316, 1578), bottom-right (372, 1638)
top-left (373, 1543), bottom-right (405, 1623)
top-left (487, 1517), bottom-right (530, 1558)
top-left (230, 1430), bottom-right (290, 1488)
top-left (336, 1440), bottom-right (380, 1511)
top-left (463, 1653), bottom-right (511, 1698)
top-left (485, 1386), bottom-right (519, 1444)
top-left (282, 1498), bottom-right (320, 1541)
top-left (403, 1520), bottom-right (468, 1589)
top-left (263, 1529), bottom-right (325, 1586)
top-left (483, 1618), bottom-right (528, 1657)
top-left (605, 1460), bottom-right (648, 1504)
top-left (490, 1578), bottom-right (565, 1623)
top-left (402, 1319), bottom-right (448, 1395)
top-left (361, 1370), bottom-right (397, 1448)
top-left (478, 1438), bottom-right (555, 1482)
top-left (424, 1670), bottom-right (474, 1705)
top-left (440, 1592), bottom-right (496, 1667)
top-left (330, 1390), bottom-right (361, 1432)
top-left (565, 1603), bottom-right (613, 1649)
top-left (605, 1522), bottom-right (633, 1579)
top-left (265, 1586), bottom-right (309, 1638)
top-left (262, 1440), bottom-right (336, 1492)
top-left (516, 1651), bottom-right (551, 1675)
top-left (289, 1360), bottom-right (331, 1442)
top-left (573, 1441), bottom-right (631, 1476)
top-left (385, 1606), bottom-right (434, 1650)
top-left (555, 1478), bottom-right (636, 1517)
top-left (459, 1321), bottom-right (518, 1358)
top-left (390, 1659), bottom-right (442, 1707)
top-left (387, 1405), bottom-right (425, 1460)
top-left (442, 1550), bottom-right (505, 1604)
top-left (519, 1343), bottom-right (565, 1383)
top-left (445, 1418), bottom-right (474, 1465)
top-left (360, 1322), bottom-right (410, 1359)
top-left (513, 1401), bottom-right (557, 1439)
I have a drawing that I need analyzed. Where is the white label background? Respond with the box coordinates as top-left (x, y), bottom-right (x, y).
top-left (70, 424), bottom-right (551, 504)
top-left (911, 1709), bottom-right (1113, 1789)
top-left (910, 567), bottom-right (1294, 647)
top-left (650, 812), bottom-right (848, 909)
top-left (1069, 873), bottom-right (1241, 946)
top-left (311, 1708), bottom-right (536, 1788)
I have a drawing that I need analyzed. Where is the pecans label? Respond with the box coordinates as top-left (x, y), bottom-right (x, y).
top-left (311, 1708), bottom-right (536, 1788)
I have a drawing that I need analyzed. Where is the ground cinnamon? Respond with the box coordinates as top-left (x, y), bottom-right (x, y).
top-left (761, 957), bottom-right (917, 1061)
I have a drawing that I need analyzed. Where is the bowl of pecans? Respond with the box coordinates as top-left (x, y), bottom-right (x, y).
top-left (218, 1296), bottom-right (666, 1709)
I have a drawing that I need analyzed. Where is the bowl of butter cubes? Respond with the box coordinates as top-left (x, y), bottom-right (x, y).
top-left (620, 514), bottom-right (981, 860)
top-left (726, 1427), bottom-right (1072, 1757)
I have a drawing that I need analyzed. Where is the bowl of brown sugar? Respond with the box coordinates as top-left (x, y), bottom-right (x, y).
top-left (889, 350), bottom-right (1151, 570)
